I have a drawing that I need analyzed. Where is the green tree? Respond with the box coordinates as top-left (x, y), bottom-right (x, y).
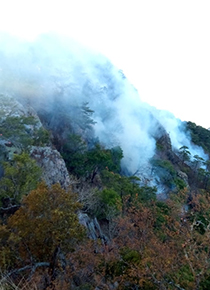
top-left (0, 116), bottom-right (43, 148)
top-left (152, 159), bottom-right (177, 189)
top-left (62, 135), bottom-right (123, 180)
top-left (204, 160), bottom-right (210, 172)
top-left (80, 102), bottom-right (96, 130)
top-left (0, 153), bottom-right (41, 206)
top-left (85, 144), bottom-right (123, 182)
top-left (179, 145), bottom-right (191, 164)
top-left (61, 134), bottom-right (87, 176)
top-left (101, 169), bottom-right (156, 209)
top-left (192, 154), bottom-right (204, 171)
top-left (186, 121), bottom-right (210, 154)
top-left (94, 188), bottom-right (122, 220)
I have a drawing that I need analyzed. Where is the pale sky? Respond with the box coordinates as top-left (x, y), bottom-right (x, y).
top-left (1, 0), bottom-right (210, 128)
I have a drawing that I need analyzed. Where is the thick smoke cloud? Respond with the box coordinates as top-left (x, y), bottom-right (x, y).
top-left (0, 33), bottom-right (207, 178)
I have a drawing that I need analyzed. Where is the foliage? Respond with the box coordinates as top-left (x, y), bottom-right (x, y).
top-left (33, 127), bottom-right (50, 146)
top-left (192, 154), bottom-right (205, 171)
top-left (179, 145), bottom-right (191, 164)
top-left (85, 144), bottom-right (123, 178)
top-left (0, 116), bottom-right (36, 137)
top-left (64, 188), bottom-right (210, 290)
top-left (197, 168), bottom-right (210, 190)
top-left (61, 134), bottom-right (87, 176)
top-left (155, 140), bottom-right (164, 151)
top-left (0, 153), bottom-right (41, 206)
top-left (152, 159), bottom-right (177, 189)
top-left (173, 177), bottom-right (186, 190)
top-left (2, 111), bottom-right (210, 289)
top-left (1, 160), bottom-right (210, 289)
top-left (80, 102), bottom-right (96, 130)
top-left (186, 121), bottom-right (210, 154)
top-left (62, 134), bottom-right (123, 179)
top-left (0, 116), bottom-right (49, 148)
top-left (94, 188), bottom-right (122, 220)
top-left (101, 169), bottom-right (156, 207)
top-left (0, 182), bottom-right (85, 270)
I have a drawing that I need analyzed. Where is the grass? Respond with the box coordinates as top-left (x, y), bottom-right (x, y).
top-left (0, 273), bottom-right (37, 290)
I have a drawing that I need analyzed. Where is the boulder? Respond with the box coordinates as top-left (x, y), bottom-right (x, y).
top-left (30, 146), bottom-right (70, 189)
top-left (177, 170), bottom-right (189, 188)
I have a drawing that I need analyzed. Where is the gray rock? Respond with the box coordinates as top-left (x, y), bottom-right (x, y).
top-left (177, 170), bottom-right (189, 188)
top-left (0, 94), bottom-right (71, 189)
top-left (0, 94), bottom-right (42, 128)
top-left (30, 146), bottom-right (71, 189)
top-left (78, 212), bottom-right (108, 244)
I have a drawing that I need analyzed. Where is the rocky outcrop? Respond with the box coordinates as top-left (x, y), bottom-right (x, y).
top-left (0, 94), bottom-right (71, 188)
top-left (0, 94), bottom-right (43, 160)
top-left (30, 146), bottom-right (71, 189)
top-left (78, 212), bottom-right (108, 244)
top-left (177, 170), bottom-right (189, 188)
top-left (0, 94), bottom-right (42, 128)
top-left (157, 132), bottom-right (182, 166)
top-left (158, 133), bottom-right (172, 152)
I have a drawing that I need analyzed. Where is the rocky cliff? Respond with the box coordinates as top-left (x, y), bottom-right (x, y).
top-left (0, 94), bottom-right (71, 188)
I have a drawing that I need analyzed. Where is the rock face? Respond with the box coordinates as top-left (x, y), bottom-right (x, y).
top-left (0, 94), bottom-right (71, 188)
top-left (0, 94), bottom-right (42, 127)
top-left (177, 170), bottom-right (189, 188)
top-left (157, 132), bottom-right (182, 166)
top-left (158, 133), bottom-right (172, 152)
top-left (78, 212), bottom-right (108, 244)
top-left (0, 94), bottom-right (43, 158)
top-left (30, 146), bottom-right (71, 189)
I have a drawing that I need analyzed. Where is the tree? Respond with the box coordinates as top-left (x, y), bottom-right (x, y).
top-left (94, 188), bottom-right (122, 220)
top-left (62, 136), bottom-right (123, 180)
top-left (80, 102), bottom-right (96, 130)
top-left (192, 155), bottom-right (204, 171)
top-left (0, 116), bottom-right (46, 148)
top-left (85, 144), bottom-right (123, 182)
top-left (0, 182), bottom-right (85, 271)
top-left (179, 146), bottom-right (191, 165)
top-left (186, 121), bottom-right (210, 154)
top-left (61, 134), bottom-right (87, 176)
top-left (0, 153), bottom-right (41, 208)
top-left (152, 159), bottom-right (177, 190)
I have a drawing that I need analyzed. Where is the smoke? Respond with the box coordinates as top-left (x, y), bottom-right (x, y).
top-left (148, 107), bottom-right (208, 160)
top-left (0, 32), bottom-right (207, 177)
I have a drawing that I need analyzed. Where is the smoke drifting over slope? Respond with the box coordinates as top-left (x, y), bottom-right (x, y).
top-left (0, 33), bottom-right (207, 176)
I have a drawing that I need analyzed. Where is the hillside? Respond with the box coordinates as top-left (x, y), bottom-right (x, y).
top-left (1, 34), bottom-right (210, 289)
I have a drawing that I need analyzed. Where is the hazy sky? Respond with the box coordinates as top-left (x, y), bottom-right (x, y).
top-left (1, 0), bottom-right (210, 128)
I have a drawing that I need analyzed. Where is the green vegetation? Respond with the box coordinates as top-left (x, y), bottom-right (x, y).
top-left (152, 159), bottom-right (185, 190)
top-left (2, 104), bottom-right (210, 289)
top-left (179, 145), bottom-right (191, 164)
top-left (0, 116), bottom-right (50, 148)
top-left (0, 152), bottom-right (41, 206)
top-left (94, 188), bottom-right (122, 219)
top-left (61, 133), bottom-right (123, 179)
top-left (33, 127), bottom-right (50, 146)
top-left (80, 102), bottom-right (96, 130)
top-left (101, 169), bottom-right (157, 205)
top-left (186, 121), bottom-right (210, 154)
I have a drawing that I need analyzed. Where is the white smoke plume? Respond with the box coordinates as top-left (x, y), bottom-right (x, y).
top-left (0, 32), bottom-right (207, 176)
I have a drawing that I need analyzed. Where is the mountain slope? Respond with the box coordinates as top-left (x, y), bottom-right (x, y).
top-left (2, 33), bottom-right (210, 290)
top-left (0, 33), bottom-right (208, 191)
